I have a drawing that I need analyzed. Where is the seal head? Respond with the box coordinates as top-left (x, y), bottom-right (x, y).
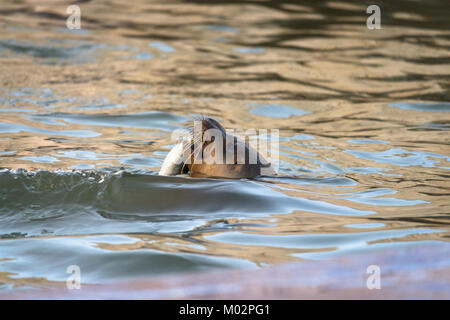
top-left (159, 117), bottom-right (275, 179)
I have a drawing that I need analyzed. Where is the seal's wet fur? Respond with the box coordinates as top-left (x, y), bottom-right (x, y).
top-left (167, 117), bottom-right (275, 179)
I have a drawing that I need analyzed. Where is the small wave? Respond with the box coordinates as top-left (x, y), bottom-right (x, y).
top-left (0, 169), bottom-right (373, 237)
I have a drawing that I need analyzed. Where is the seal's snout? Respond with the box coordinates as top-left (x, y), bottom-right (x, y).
top-left (159, 117), bottom-right (275, 179)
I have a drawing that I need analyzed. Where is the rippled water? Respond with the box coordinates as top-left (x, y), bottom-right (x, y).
top-left (0, 0), bottom-right (449, 290)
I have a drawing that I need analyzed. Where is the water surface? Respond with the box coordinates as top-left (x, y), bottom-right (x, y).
top-left (0, 0), bottom-right (449, 290)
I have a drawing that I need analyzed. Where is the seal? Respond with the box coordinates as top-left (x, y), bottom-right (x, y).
top-left (159, 117), bottom-right (276, 178)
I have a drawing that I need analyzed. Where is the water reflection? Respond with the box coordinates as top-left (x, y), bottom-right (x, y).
top-left (0, 0), bottom-right (449, 289)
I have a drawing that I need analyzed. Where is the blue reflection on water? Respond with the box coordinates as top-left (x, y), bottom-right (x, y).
top-left (149, 41), bottom-right (175, 53)
top-left (389, 102), bottom-right (450, 112)
top-left (345, 148), bottom-right (450, 169)
top-left (249, 103), bottom-right (309, 118)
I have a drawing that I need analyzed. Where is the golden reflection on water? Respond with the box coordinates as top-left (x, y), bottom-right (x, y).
top-left (0, 0), bottom-right (449, 287)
